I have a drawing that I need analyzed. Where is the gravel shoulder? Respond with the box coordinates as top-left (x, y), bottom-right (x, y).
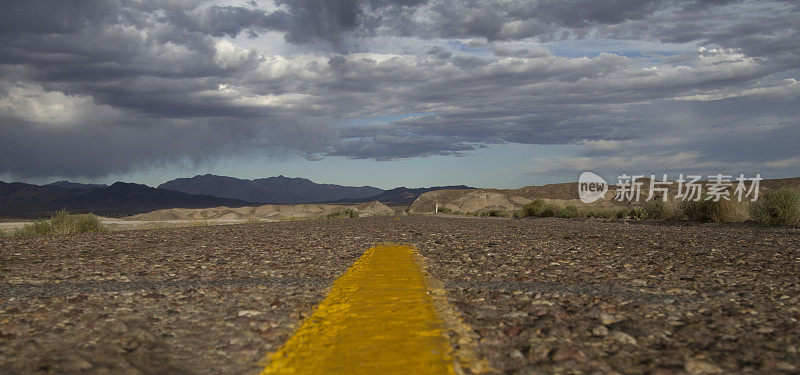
top-left (1, 216), bottom-right (798, 374)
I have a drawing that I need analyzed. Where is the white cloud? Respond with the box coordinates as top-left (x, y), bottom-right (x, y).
top-left (213, 39), bottom-right (253, 69)
top-left (0, 83), bottom-right (118, 127)
top-left (673, 78), bottom-right (800, 102)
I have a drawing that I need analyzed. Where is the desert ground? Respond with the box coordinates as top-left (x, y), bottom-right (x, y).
top-left (1, 215), bottom-right (799, 374)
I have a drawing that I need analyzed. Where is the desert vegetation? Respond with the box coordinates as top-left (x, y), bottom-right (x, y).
top-left (324, 209), bottom-right (360, 219)
top-left (7, 210), bottom-right (106, 237)
top-left (514, 201), bottom-right (636, 221)
top-left (435, 206), bottom-right (454, 214)
top-left (750, 187), bottom-right (800, 226)
top-left (511, 190), bottom-right (800, 227)
top-left (477, 209), bottom-right (510, 217)
top-left (678, 197), bottom-right (750, 223)
top-left (434, 206), bottom-right (510, 217)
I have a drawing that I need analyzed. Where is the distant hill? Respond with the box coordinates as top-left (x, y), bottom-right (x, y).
top-left (0, 181), bottom-right (255, 218)
top-left (333, 185), bottom-right (475, 204)
top-left (45, 180), bottom-right (107, 190)
top-left (408, 177), bottom-right (800, 214)
top-left (159, 174), bottom-right (384, 204)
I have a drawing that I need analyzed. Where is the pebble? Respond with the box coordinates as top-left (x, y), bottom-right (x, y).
top-left (610, 330), bottom-right (637, 345)
top-left (685, 358), bottom-right (723, 374)
top-left (600, 313), bottom-right (624, 325)
top-left (591, 325), bottom-right (609, 337)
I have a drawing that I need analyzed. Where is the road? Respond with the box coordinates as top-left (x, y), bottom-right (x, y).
top-left (1, 216), bottom-right (799, 374)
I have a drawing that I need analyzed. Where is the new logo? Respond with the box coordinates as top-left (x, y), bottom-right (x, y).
top-left (579, 172), bottom-right (608, 203)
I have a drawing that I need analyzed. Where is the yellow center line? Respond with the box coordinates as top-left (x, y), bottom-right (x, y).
top-left (260, 244), bottom-right (456, 375)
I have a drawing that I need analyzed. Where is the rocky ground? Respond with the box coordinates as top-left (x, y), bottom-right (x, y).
top-left (1, 216), bottom-right (798, 374)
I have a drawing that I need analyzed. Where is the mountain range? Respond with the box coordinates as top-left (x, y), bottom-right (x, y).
top-left (45, 180), bottom-right (108, 190)
top-left (157, 175), bottom-right (474, 204)
top-left (158, 175), bottom-right (383, 204)
top-left (0, 181), bottom-right (254, 218)
top-left (0, 175), bottom-right (475, 218)
top-left (332, 186), bottom-right (475, 204)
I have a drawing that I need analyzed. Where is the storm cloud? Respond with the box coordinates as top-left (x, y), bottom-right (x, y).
top-left (1, 0), bottom-right (798, 180)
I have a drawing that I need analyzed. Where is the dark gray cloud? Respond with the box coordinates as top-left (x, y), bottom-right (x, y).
top-left (0, 0), bottom-right (122, 35)
top-left (0, 0), bottom-right (798, 179)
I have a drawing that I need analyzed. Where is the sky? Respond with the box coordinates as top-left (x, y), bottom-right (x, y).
top-left (1, 0), bottom-right (798, 189)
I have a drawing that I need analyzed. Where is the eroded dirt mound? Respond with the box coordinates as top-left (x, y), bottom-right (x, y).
top-left (353, 201), bottom-right (395, 216)
top-left (128, 201), bottom-right (394, 221)
top-left (408, 182), bottom-right (588, 214)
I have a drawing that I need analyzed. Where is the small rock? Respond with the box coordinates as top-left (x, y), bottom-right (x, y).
top-left (237, 310), bottom-right (262, 317)
top-left (509, 349), bottom-right (524, 359)
top-left (774, 361), bottom-right (797, 371)
top-left (756, 327), bottom-right (774, 334)
top-left (505, 325), bottom-right (523, 337)
top-left (528, 345), bottom-right (551, 361)
top-left (506, 310), bottom-right (528, 319)
top-left (108, 321), bottom-right (128, 335)
top-left (551, 346), bottom-right (586, 362)
top-left (685, 358), bottom-right (723, 374)
top-left (610, 330), bottom-right (637, 345)
top-left (600, 313), bottom-right (624, 325)
top-left (592, 325), bottom-right (609, 337)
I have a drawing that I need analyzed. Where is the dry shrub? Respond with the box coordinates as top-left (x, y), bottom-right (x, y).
top-left (13, 209), bottom-right (106, 237)
top-left (750, 188), bottom-right (800, 226)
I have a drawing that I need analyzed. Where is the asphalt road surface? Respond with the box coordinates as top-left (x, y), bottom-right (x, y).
top-left (1, 216), bottom-right (799, 374)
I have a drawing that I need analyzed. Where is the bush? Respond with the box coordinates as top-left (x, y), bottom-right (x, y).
top-left (710, 199), bottom-right (750, 223)
top-left (680, 199), bottom-right (712, 222)
top-left (642, 200), bottom-right (667, 220)
top-left (515, 199), bottom-right (546, 218)
top-left (13, 220), bottom-right (53, 237)
top-left (750, 188), bottom-right (800, 226)
top-left (580, 207), bottom-right (614, 219)
top-left (582, 208), bottom-right (598, 218)
top-left (540, 204), bottom-right (560, 217)
top-left (480, 209), bottom-right (510, 217)
top-left (12, 210), bottom-right (106, 237)
top-left (436, 206), bottom-right (454, 214)
top-left (615, 208), bottom-right (628, 220)
top-left (583, 207), bottom-right (617, 219)
top-left (324, 209), bottom-right (359, 219)
top-left (558, 205), bottom-right (579, 218)
top-left (680, 198), bottom-right (750, 223)
top-left (664, 201), bottom-right (684, 220)
top-left (51, 210), bottom-right (104, 234)
top-left (627, 207), bottom-right (645, 220)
